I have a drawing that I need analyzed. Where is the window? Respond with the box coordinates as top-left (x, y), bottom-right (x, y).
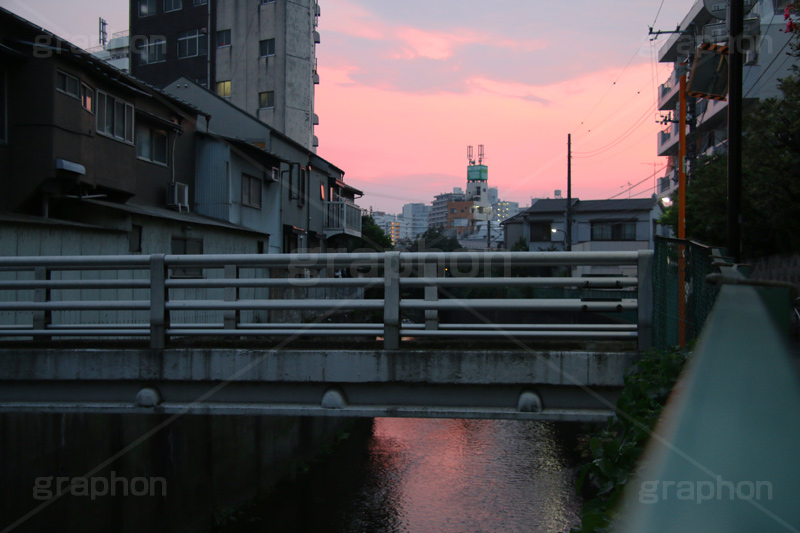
top-left (56, 70), bottom-right (80, 98)
top-left (96, 91), bottom-right (134, 143)
top-left (139, 0), bottom-right (156, 17)
top-left (164, 0), bottom-right (182, 12)
top-left (261, 0), bottom-right (276, 4)
top-left (216, 80), bottom-right (231, 98)
top-left (136, 37), bottom-right (167, 65)
top-left (259, 38), bottom-right (275, 57)
top-left (177, 30), bottom-right (207, 58)
top-left (129, 225), bottom-right (143, 253)
top-left (298, 168), bottom-right (307, 206)
top-left (529, 222), bottom-right (552, 242)
top-left (242, 174), bottom-right (262, 208)
top-left (193, 0), bottom-right (208, 5)
top-left (136, 124), bottom-right (168, 165)
top-left (171, 237), bottom-right (203, 277)
top-left (320, 184), bottom-right (325, 200)
top-left (591, 221), bottom-right (636, 241)
top-left (259, 91), bottom-right (274, 108)
top-left (217, 29), bottom-right (231, 47)
top-left (0, 68), bottom-right (6, 143)
top-left (81, 84), bottom-right (94, 112)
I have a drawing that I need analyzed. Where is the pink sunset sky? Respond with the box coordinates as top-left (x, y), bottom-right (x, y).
top-left (1, 0), bottom-right (696, 213)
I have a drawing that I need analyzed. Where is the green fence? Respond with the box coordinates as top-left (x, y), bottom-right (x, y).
top-left (653, 236), bottom-right (720, 350)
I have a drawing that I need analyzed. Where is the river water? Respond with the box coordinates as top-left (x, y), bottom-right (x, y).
top-left (220, 418), bottom-right (583, 533)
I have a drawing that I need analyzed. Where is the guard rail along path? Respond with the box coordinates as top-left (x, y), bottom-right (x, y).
top-left (0, 250), bottom-right (653, 352)
top-left (0, 250), bottom-right (652, 420)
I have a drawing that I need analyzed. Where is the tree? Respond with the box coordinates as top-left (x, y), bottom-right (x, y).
top-left (660, 74), bottom-right (800, 258)
top-left (348, 215), bottom-right (393, 252)
top-left (408, 226), bottom-right (461, 252)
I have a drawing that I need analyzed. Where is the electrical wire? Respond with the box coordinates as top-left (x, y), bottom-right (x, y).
top-left (744, 36), bottom-right (794, 98)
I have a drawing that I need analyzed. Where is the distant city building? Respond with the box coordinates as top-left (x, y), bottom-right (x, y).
top-left (88, 30), bottom-right (131, 72)
top-left (129, 0), bottom-right (320, 151)
top-left (429, 189), bottom-right (466, 228)
top-left (400, 203), bottom-right (431, 240)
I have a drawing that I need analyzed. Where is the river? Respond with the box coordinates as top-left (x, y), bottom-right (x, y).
top-left (218, 418), bottom-right (584, 532)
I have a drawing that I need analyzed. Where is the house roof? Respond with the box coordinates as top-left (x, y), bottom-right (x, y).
top-left (168, 76), bottom-right (346, 176)
top-left (502, 197), bottom-right (659, 225)
top-left (82, 200), bottom-right (270, 236)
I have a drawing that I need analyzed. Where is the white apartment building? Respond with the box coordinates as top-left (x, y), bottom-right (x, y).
top-left (656, 0), bottom-right (795, 199)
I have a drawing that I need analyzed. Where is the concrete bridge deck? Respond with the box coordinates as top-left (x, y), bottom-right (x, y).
top-left (0, 342), bottom-right (636, 422)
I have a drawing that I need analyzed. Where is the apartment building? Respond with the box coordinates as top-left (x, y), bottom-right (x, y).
top-left (130, 0), bottom-right (319, 151)
top-left (655, 0), bottom-right (794, 199)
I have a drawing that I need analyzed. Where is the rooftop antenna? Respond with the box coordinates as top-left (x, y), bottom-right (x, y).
top-left (467, 145), bottom-right (475, 166)
top-left (99, 17), bottom-right (108, 47)
top-left (478, 144), bottom-right (485, 165)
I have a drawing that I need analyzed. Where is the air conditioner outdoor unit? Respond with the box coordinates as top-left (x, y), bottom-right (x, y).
top-left (744, 49), bottom-right (758, 66)
top-left (166, 182), bottom-right (190, 212)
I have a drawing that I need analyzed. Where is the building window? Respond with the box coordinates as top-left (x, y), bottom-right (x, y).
top-left (242, 174), bottom-right (262, 209)
top-left (216, 29), bottom-right (231, 47)
top-left (298, 167), bottom-right (307, 206)
top-left (129, 224), bottom-right (143, 253)
top-left (529, 222), bottom-right (552, 242)
top-left (81, 84), bottom-right (94, 112)
top-left (164, 0), bottom-right (182, 12)
top-left (193, 0), bottom-right (208, 5)
top-left (320, 183), bottom-right (325, 200)
top-left (171, 237), bottom-right (203, 277)
top-left (177, 29), bottom-right (207, 58)
top-left (259, 91), bottom-right (274, 108)
top-left (216, 80), bottom-right (231, 98)
top-left (136, 124), bottom-right (168, 165)
top-left (261, 0), bottom-right (276, 4)
top-left (591, 221), bottom-right (636, 241)
top-left (0, 68), bottom-right (6, 143)
top-left (96, 91), bottom-right (134, 143)
top-left (259, 38), bottom-right (275, 57)
top-left (56, 70), bottom-right (80, 98)
top-left (139, 0), bottom-right (156, 17)
top-left (136, 37), bottom-right (167, 65)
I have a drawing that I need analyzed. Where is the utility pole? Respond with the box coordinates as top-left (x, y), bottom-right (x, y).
top-left (566, 134), bottom-right (572, 251)
top-left (728, 0), bottom-right (744, 262)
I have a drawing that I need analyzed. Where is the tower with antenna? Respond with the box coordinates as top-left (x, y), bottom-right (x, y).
top-left (466, 144), bottom-right (489, 203)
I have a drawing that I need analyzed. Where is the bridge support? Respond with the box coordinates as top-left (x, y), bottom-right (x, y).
top-left (383, 251), bottom-right (400, 349)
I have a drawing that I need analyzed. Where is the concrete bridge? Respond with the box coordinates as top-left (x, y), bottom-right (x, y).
top-left (0, 250), bottom-right (653, 421)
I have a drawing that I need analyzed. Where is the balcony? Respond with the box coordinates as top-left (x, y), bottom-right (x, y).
top-left (658, 71), bottom-right (680, 111)
top-left (657, 124), bottom-right (682, 157)
top-left (325, 200), bottom-right (362, 238)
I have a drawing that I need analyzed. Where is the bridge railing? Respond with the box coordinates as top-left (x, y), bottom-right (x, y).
top-left (0, 250), bottom-right (653, 351)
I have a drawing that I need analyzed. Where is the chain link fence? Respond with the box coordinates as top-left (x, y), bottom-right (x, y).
top-left (653, 236), bottom-right (720, 350)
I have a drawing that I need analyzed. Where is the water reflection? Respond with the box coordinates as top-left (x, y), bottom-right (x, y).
top-left (338, 418), bottom-right (581, 533)
top-left (218, 418), bottom-right (581, 532)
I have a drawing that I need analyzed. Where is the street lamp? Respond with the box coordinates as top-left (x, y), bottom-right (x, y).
top-left (551, 227), bottom-right (568, 249)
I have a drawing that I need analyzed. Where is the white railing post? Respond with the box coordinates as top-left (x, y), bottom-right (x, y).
top-left (424, 260), bottom-right (439, 330)
top-left (150, 254), bottom-right (168, 350)
top-left (224, 264), bottom-right (239, 330)
top-left (384, 251), bottom-right (401, 349)
top-left (638, 250), bottom-right (654, 352)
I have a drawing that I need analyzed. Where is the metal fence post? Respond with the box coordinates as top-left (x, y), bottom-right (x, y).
top-left (638, 250), bottom-right (654, 353)
top-left (384, 251), bottom-right (401, 350)
top-left (150, 254), bottom-right (168, 350)
top-left (424, 260), bottom-right (439, 331)
top-left (33, 266), bottom-right (51, 338)
top-left (224, 264), bottom-right (239, 330)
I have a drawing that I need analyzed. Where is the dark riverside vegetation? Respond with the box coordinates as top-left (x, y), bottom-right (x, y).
top-left (571, 345), bottom-right (690, 532)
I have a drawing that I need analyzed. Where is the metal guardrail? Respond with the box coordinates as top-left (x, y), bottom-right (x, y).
top-left (0, 251), bottom-right (653, 351)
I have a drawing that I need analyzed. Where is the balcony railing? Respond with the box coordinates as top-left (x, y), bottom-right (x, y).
top-left (325, 200), bottom-right (362, 237)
